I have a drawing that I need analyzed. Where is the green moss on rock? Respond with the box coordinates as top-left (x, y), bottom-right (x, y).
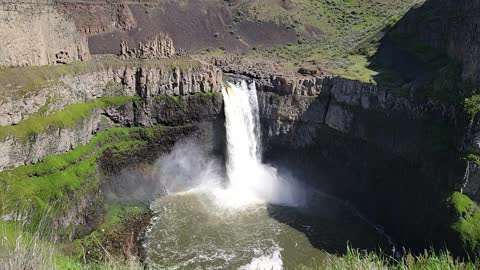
top-left (447, 192), bottom-right (480, 254)
top-left (0, 96), bottom-right (138, 141)
top-left (0, 126), bottom-right (164, 226)
top-left (68, 202), bottom-right (152, 263)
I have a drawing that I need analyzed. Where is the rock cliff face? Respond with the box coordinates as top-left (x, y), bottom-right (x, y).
top-left (0, 60), bottom-right (222, 126)
top-left (56, 1), bottom-right (136, 35)
top-left (0, 60), bottom-right (223, 171)
top-left (0, 0), bottom-right (90, 67)
top-left (228, 70), bottom-right (466, 254)
top-left (397, 0), bottom-right (480, 83)
top-left (120, 33), bottom-right (176, 59)
top-left (256, 76), bottom-right (459, 161)
top-left (0, 59), bottom-right (225, 239)
top-left (395, 0), bottom-right (480, 204)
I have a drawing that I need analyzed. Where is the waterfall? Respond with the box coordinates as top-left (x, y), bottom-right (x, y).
top-left (220, 80), bottom-right (300, 207)
top-left (222, 81), bottom-right (262, 191)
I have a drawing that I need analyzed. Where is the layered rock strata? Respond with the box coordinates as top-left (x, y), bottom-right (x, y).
top-left (0, 60), bottom-right (223, 171)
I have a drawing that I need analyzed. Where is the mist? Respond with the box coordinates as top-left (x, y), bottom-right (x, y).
top-left (153, 139), bottom-right (224, 194)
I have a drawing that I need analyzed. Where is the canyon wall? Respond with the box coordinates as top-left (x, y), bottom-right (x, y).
top-left (0, 60), bottom-right (222, 126)
top-left (0, 58), bottom-right (225, 240)
top-left (394, 0), bottom-right (480, 203)
top-left (397, 0), bottom-right (480, 83)
top-left (226, 69), bottom-right (469, 254)
top-left (0, 60), bottom-right (223, 171)
top-left (0, 0), bottom-right (90, 67)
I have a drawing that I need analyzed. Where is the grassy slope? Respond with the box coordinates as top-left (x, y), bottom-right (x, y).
top-left (225, 0), bottom-right (423, 82)
top-left (0, 96), bottom-right (137, 141)
top-left (0, 126), bottom-right (165, 225)
top-left (0, 122), bottom-right (194, 269)
top-left (65, 202), bottom-right (151, 263)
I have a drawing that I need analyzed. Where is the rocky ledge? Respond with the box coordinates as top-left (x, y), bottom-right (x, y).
top-left (0, 57), bottom-right (223, 171)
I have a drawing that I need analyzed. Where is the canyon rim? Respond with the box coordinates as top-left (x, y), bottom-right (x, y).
top-left (1, 0), bottom-right (480, 269)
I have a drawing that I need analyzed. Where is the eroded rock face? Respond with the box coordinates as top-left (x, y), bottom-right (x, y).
top-left (56, 1), bottom-right (136, 35)
top-left (120, 33), bottom-right (176, 59)
top-left (0, 93), bottom-right (223, 172)
top-left (0, 0), bottom-right (90, 67)
top-left (0, 109), bottom-right (105, 171)
top-left (253, 73), bottom-right (473, 255)
top-left (0, 62), bottom-right (223, 171)
top-left (257, 75), bottom-right (459, 158)
top-left (0, 61), bottom-right (222, 126)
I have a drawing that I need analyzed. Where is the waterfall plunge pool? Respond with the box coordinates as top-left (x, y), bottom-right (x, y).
top-left (141, 81), bottom-right (392, 269)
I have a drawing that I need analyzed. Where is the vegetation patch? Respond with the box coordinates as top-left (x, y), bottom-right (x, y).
top-left (67, 202), bottom-right (152, 264)
top-left (390, 34), bottom-right (477, 102)
top-left (296, 246), bottom-right (478, 270)
top-left (0, 123), bottom-right (192, 269)
top-left (230, 0), bottom-right (422, 82)
top-left (0, 96), bottom-right (138, 141)
top-left (0, 126), bottom-right (165, 227)
top-left (464, 95), bottom-right (480, 117)
top-left (154, 91), bottom-right (222, 105)
top-left (447, 192), bottom-right (480, 255)
top-left (465, 154), bottom-right (480, 167)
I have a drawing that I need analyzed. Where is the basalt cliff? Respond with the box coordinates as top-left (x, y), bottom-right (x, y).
top-left (1, 0), bottom-right (480, 267)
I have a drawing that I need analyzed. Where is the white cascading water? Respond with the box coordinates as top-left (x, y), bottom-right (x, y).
top-left (219, 80), bottom-right (299, 207)
top-left (144, 80), bottom-right (391, 270)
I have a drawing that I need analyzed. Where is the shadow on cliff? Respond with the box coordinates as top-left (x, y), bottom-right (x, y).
top-left (364, 0), bottom-right (473, 103)
top-left (259, 3), bottom-right (471, 251)
top-left (261, 99), bottom-right (465, 255)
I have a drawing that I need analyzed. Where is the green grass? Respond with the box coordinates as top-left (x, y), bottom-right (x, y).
top-left (227, 0), bottom-right (422, 81)
top-left (0, 126), bottom-right (164, 226)
top-left (465, 95), bottom-right (480, 117)
top-left (382, 33), bottom-right (478, 101)
top-left (448, 192), bottom-right (480, 254)
top-left (0, 56), bottom-right (205, 101)
top-left (1, 216), bottom-right (143, 269)
top-left (154, 91), bottom-right (222, 105)
top-left (0, 96), bottom-right (137, 141)
top-left (55, 258), bottom-right (142, 270)
top-left (103, 204), bottom-right (147, 227)
top-left (68, 202), bottom-right (151, 262)
top-left (466, 154), bottom-right (480, 167)
top-left (154, 95), bottom-right (183, 103)
top-left (233, 0), bottom-right (418, 41)
top-left (297, 246), bottom-right (478, 270)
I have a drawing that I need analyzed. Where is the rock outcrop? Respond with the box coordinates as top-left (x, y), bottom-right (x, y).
top-left (120, 33), bottom-right (176, 59)
top-left (396, 0), bottom-right (480, 203)
top-left (256, 76), bottom-right (458, 159)
top-left (0, 59), bottom-right (223, 171)
top-left (0, 59), bottom-right (222, 126)
top-left (0, 0), bottom-right (90, 67)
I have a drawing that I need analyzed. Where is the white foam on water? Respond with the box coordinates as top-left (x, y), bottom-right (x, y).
top-left (239, 247), bottom-right (284, 270)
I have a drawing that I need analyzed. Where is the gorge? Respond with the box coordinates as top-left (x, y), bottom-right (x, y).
top-left (1, 0), bottom-right (480, 269)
